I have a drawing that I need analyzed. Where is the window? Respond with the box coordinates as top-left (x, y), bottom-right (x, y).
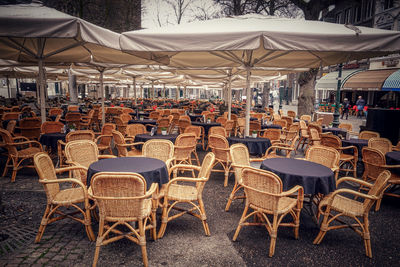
top-left (354, 5), bottom-right (361, 22)
top-left (384, 0), bottom-right (394, 10)
top-left (336, 12), bottom-right (342, 24)
top-left (365, 0), bottom-right (374, 19)
top-left (344, 9), bottom-right (352, 24)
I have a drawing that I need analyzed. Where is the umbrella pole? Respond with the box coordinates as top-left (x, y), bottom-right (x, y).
top-left (6, 76), bottom-right (10, 99)
top-left (133, 76), bottom-right (137, 105)
top-left (227, 70), bottom-right (232, 120)
top-left (100, 70), bottom-right (105, 126)
top-left (245, 67), bottom-right (251, 137)
top-left (332, 63), bottom-right (342, 127)
top-left (38, 59), bottom-right (46, 122)
top-left (163, 83), bottom-right (166, 98)
top-left (151, 80), bottom-right (155, 99)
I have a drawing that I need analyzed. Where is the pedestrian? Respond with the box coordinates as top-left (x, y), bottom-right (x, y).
top-left (341, 98), bottom-right (350, 120)
top-left (356, 96), bottom-right (365, 118)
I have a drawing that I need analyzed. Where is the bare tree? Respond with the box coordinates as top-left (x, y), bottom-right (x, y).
top-left (190, 1), bottom-right (223, 21)
top-left (166, 0), bottom-right (193, 24)
top-left (215, 0), bottom-right (301, 17)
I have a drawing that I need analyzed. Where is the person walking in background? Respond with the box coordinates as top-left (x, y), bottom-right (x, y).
top-left (341, 98), bottom-right (350, 120)
top-left (356, 96), bottom-right (365, 118)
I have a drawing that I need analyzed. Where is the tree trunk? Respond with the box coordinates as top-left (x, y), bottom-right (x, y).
top-left (262, 82), bottom-right (270, 109)
top-left (297, 68), bottom-right (318, 117)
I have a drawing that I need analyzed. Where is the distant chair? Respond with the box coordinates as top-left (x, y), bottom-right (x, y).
top-left (300, 114), bottom-right (311, 121)
top-left (112, 130), bottom-right (142, 157)
top-left (58, 130), bottom-right (95, 167)
top-left (305, 145), bottom-right (340, 182)
top-left (41, 121), bottom-right (64, 134)
top-left (368, 137), bottom-right (392, 154)
top-left (359, 130), bottom-right (380, 140)
top-left (208, 134), bottom-right (232, 187)
top-left (126, 123), bottom-right (147, 139)
top-left (142, 139), bottom-right (174, 170)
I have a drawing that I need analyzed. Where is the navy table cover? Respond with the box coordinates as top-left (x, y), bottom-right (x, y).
top-left (128, 119), bottom-right (157, 131)
top-left (342, 138), bottom-right (368, 159)
top-left (260, 158), bottom-right (335, 195)
top-left (87, 157), bottom-right (169, 190)
top-left (39, 133), bottom-right (66, 152)
top-left (192, 121), bottom-right (221, 135)
top-left (134, 134), bottom-right (178, 149)
top-left (189, 114), bottom-right (203, 122)
top-left (386, 151), bottom-right (400, 176)
top-left (228, 137), bottom-right (271, 156)
top-left (261, 124), bottom-right (282, 130)
top-left (322, 127), bottom-right (347, 138)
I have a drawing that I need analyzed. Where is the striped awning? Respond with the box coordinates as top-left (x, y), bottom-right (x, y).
top-left (342, 69), bottom-right (398, 91)
top-left (382, 69), bottom-right (400, 91)
top-left (316, 69), bottom-right (362, 91)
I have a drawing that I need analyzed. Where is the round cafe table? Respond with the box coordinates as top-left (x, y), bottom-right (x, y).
top-left (261, 124), bottom-right (282, 130)
top-left (260, 158), bottom-right (335, 195)
top-left (189, 114), bottom-right (203, 122)
top-left (134, 134), bottom-right (178, 149)
top-left (322, 127), bottom-right (347, 138)
top-left (192, 121), bottom-right (221, 136)
top-left (39, 132), bottom-right (66, 152)
top-left (342, 138), bottom-right (368, 159)
top-left (128, 119), bottom-right (157, 131)
top-left (386, 151), bottom-right (400, 176)
top-left (228, 136), bottom-right (271, 156)
top-left (87, 157), bottom-right (169, 190)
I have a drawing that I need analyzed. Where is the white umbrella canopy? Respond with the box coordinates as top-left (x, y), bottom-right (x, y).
top-left (0, 3), bottom-right (157, 122)
top-left (121, 14), bottom-right (400, 135)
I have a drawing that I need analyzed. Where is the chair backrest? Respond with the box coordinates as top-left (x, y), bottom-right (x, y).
top-left (363, 170), bottom-right (391, 213)
top-left (309, 128), bottom-right (321, 146)
top-left (174, 133), bottom-right (197, 161)
top-left (320, 134), bottom-right (341, 149)
top-left (281, 116), bottom-right (293, 127)
top-left (65, 112), bottom-right (81, 126)
top-left (308, 123), bottom-right (322, 134)
top-left (184, 126), bottom-right (202, 139)
top-left (2, 112), bottom-right (20, 121)
top-left (41, 121), bottom-right (64, 134)
top-left (66, 130), bottom-right (94, 142)
top-left (249, 121), bottom-right (261, 132)
top-left (6, 120), bottom-right (16, 134)
top-left (338, 123), bottom-right (352, 131)
top-left (179, 115), bottom-right (191, 121)
top-left (273, 119), bottom-right (287, 129)
top-left (263, 128), bottom-right (281, 142)
top-left (316, 118), bottom-right (323, 126)
top-left (19, 117), bottom-right (42, 139)
top-left (208, 134), bottom-right (230, 161)
top-left (230, 143), bottom-right (251, 183)
top-left (122, 108), bottom-right (134, 114)
top-left (142, 139), bottom-right (174, 162)
top-left (359, 130), bottom-right (380, 140)
top-left (209, 126), bottom-right (226, 137)
top-left (178, 119), bottom-right (191, 133)
top-left (216, 116), bottom-right (227, 126)
top-left (299, 120), bottom-right (308, 136)
top-left (111, 130), bottom-right (127, 156)
top-left (287, 110), bottom-right (296, 119)
top-left (205, 113), bottom-right (215, 122)
top-left (368, 137), bottom-right (392, 154)
top-left (241, 166), bottom-right (283, 211)
top-left (362, 147), bottom-right (387, 182)
top-left (300, 114), bottom-right (311, 121)
top-left (49, 108), bottom-right (63, 116)
top-left (126, 123), bottom-right (146, 138)
top-left (225, 120), bottom-right (234, 135)
top-left (68, 105), bottom-right (79, 112)
top-left (306, 145), bottom-right (340, 170)
top-left (0, 128), bottom-right (16, 155)
top-left (120, 113), bottom-right (132, 123)
top-left (149, 111), bottom-right (160, 120)
top-left (196, 152), bottom-right (216, 191)
top-left (91, 172), bottom-right (147, 219)
top-left (33, 152), bottom-right (59, 201)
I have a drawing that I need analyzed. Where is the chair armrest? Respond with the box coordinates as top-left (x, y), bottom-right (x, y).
top-left (58, 140), bottom-right (67, 146)
top-left (95, 134), bottom-right (112, 143)
top-left (12, 136), bottom-right (30, 142)
top-left (55, 165), bottom-right (88, 174)
top-left (329, 188), bottom-right (378, 202)
top-left (168, 163), bottom-right (201, 175)
top-left (115, 142), bottom-right (144, 147)
top-left (98, 155), bottom-right (116, 159)
top-left (165, 176), bottom-right (207, 192)
top-left (39, 178), bottom-right (87, 193)
top-left (337, 177), bottom-right (373, 188)
top-left (382, 164), bottom-right (400, 169)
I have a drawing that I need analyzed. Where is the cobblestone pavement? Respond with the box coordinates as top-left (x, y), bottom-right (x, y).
top-left (0, 110), bottom-right (399, 267)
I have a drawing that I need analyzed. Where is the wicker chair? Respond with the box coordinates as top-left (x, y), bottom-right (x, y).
top-left (48, 107), bottom-right (63, 117)
top-left (65, 112), bottom-right (82, 130)
top-left (262, 128), bottom-right (281, 145)
top-left (58, 130), bottom-right (95, 167)
top-left (368, 137), bottom-right (392, 154)
top-left (216, 116), bottom-right (227, 127)
top-left (359, 130), bottom-right (380, 140)
top-left (208, 134), bottom-right (232, 187)
top-left (95, 123), bottom-right (116, 155)
top-left (226, 144), bottom-right (261, 211)
top-left (67, 105), bottom-right (79, 112)
top-left (313, 170), bottom-right (391, 258)
top-left (296, 120), bottom-right (309, 150)
top-left (113, 116), bottom-right (128, 136)
top-left (205, 113), bottom-right (216, 122)
top-left (224, 120), bottom-right (235, 137)
top-left (5, 119), bottom-right (17, 135)
top-left (305, 145), bottom-right (340, 182)
top-left (287, 110), bottom-right (296, 119)
top-left (41, 121), bottom-right (64, 134)
top-left (2, 112), bottom-right (20, 121)
top-left (361, 147), bottom-right (400, 211)
top-left (249, 121), bottom-right (261, 137)
top-left (149, 111), bottom-right (160, 120)
top-left (264, 135), bottom-right (299, 159)
top-left (308, 127), bottom-right (321, 148)
top-left (236, 117), bottom-right (245, 136)
top-left (65, 140), bottom-right (115, 185)
top-left (178, 119), bottom-right (191, 134)
top-left (33, 152), bottom-right (95, 243)
top-left (184, 125), bottom-right (204, 154)
top-left (120, 113), bottom-right (132, 124)
top-left (142, 139), bottom-right (174, 170)
top-left (126, 123), bottom-right (147, 139)
top-left (158, 152), bottom-right (215, 239)
top-left (174, 133), bottom-right (198, 166)
top-left (209, 126), bottom-right (226, 137)
top-left (89, 172), bottom-right (158, 267)
top-left (157, 117), bottom-right (171, 135)
top-left (281, 116), bottom-right (293, 128)
top-left (112, 130), bottom-right (142, 157)
top-left (321, 134), bottom-right (358, 178)
top-left (0, 128), bottom-right (43, 182)
top-left (17, 117), bottom-right (42, 140)
top-left (80, 109), bottom-right (95, 130)
top-left (300, 114), bottom-right (311, 121)
top-left (232, 166), bottom-right (304, 257)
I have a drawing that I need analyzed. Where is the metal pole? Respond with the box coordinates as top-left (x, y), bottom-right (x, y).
top-left (227, 70), bottom-right (232, 120)
top-left (133, 76), bottom-right (137, 105)
top-left (332, 63), bottom-right (343, 127)
top-left (100, 70), bottom-right (105, 126)
top-left (245, 67), bottom-right (251, 137)
top-left (6, 76), bottom-right (10, 98)
top-left (38, 59), bottom-right (46, 122)
top-left (163, 83), bottom-right (166, 98)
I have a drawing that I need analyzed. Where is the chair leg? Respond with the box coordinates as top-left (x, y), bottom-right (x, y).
top-left (157, 200), bottom-right (169, 239)
top-left (233, 205), bottom-right (249, 241)
top-left (198, 198), bottom-right (210, 236)
top-left (313, 214), bottom-right (328, 245)
top-left (2, 156), bottom-right (10, 177)
top-left (363, 216), bottom-right (372, 258)
top-left (138, 219), bottom-right (149, 267)
top-left (269, 216), bottom-right (278, 257)
top-left (85, 208), bottom-right (96, 241)
top-left (92, 219), bottom-right (105, 267)
top-left (35, 204), bottom-right (51, 243)
top-left (225, 182), bottom-right (242, 212)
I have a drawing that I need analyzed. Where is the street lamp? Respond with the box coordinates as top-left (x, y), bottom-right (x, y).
top-left (332, 63), bottom-right (343, 127)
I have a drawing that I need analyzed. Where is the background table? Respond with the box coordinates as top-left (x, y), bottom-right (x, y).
top-left (228, 137), bottom-right (271, 156)
top-left (192, 121), bottom-right (221, 136)
top-left (189, 114), bottom-right (203, 122)
top-left (134, 134), bottom-right (178, 149)
top-left (87, 157), bottom-right (169, 189)
top-left (386, 151), bottom-right (400, 176)
top-left (260, 158), bottom-right (335, 195)
top-left (39, 132), bottom-right (66, 152)
top-left (128, 119), bottom-right (157, 131)
top-left (261, 124), bottom-right (282, 130)
top-left (322, 127), bottom-right (347, 138)
top-left (342, 138), bottom-right (368, 159)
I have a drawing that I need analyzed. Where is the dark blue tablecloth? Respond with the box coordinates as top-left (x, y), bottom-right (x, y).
top-left (189, 114), bottom-right (203, 122)
top-left (260, 158), bottom-right (335, 195)
top-left (192, 121), bottom-right (221, 136)
top-left (128, 119), bottom-right (157, 131)
top-left (39, 133), bottom-right (66, 152)
top-left (342, 138), bottom-right (368, 159)
top-left (386, 151), bottom-right (400, 176)
top-left (322, 127), bottom-right (347, 138)
top-left (87, 157), bottom-right (169, 190)
top-left (261, 124), bottom-right (282, 130)
top-left (228, 137), bottom-right (271, 156)
top-left (134, 134), bottom-right (178, 149)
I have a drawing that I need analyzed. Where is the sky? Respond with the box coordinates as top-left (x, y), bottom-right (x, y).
top-left (142, 0), bottom-right (221, 29)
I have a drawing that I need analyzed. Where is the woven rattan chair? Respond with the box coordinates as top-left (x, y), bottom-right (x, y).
top-left (17, 117), bottom-right (42, 140)
top-left (216, 116), bottom-right (227, 127)
top-left (142, 139), bottom-right (174, 170)
top-left (149, 111), bottom-right (160, 120)
top-left (33, 152), bottom-right (95, 243)
top-left (67, 105), bottom-right (79, 112)
top-left (264, 135), bottom-right (299, 159)
top-left (280, 124), bottom-right (299, 144)
top-left (232, 166), bottom-right (304, 257)
top-left (208, 134), bottom-right (232, 187)
top-left (362, 147), bottom-right (400, 211)
top-left (178, 119), bottom-right (191, 134)
top-left (65, 140), bottom-right (115, 185)
top-left (359, 130), bottom-right (380, 140)
top-left (90, 172), bottom-right (158, 267)
top-left (41, 121), bottom-right (64, 134)
top-left (321, 134), bottom-right (358, 178)
top-left (287, 110), bottom-right (296, 119)
top-left (313, 170), bottom-right (391, 258)
top-left (209, 126), bottom-right (226, 137)
top-left (261, 128), bottom-right (281, 145)
top-left (307, 127), bottom-right (321, 148)
top-left (225, 120), bottom-right (235, 137)
top-left (48, 107), bottom-right (63, 117)
top-left (205, 113), bottom-right (216, 122)
top-left (58, 130), bottom-right (95, 167)
top-left (273, 119), bottom-right (287, 130)
top-left (184, 125), bottom-right (204, 154)
top-left (305, 145), bottom-right (340, 182)
top-left (2, 112), bottom-right (20, 121)
top-left (296, 120), bottom-right (309, 150)
top-left (0, 128), bottom-right (43, 182)
top-left (368, 137), bottom-right (392, 154)
top-left (225, 144), bottom-right (262, 211)
top-left (5, 119), bottom-right (16, 135)
top-left (281, 116), bottom-right (293, 128)
top-left (393, 140), bottom-right (400, 151)
top-left (126, 123), bottom-right (147, 139)
top-left (120, 113), bottom-right (132, 124)
top-left (174, 133), bottom-right (198, 166)
top-left (158, 152), bottom-right (215, 239)
top-left (236, 117), bottom-right (245, 136)
top-left (156, 117), bottom-right (171, 135)
top-left (300, 114), bottom-right (311, 121)
top-left (65, 112), bottom-right (82, 130)
top-left (80, 109), bottom-right (95, 130)
top-left (95, 123), bottom-right (116, 155)
top-left (113, 116), bottom-right (128, 136)
top-left (112, 130), bottom-right (143, 157)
